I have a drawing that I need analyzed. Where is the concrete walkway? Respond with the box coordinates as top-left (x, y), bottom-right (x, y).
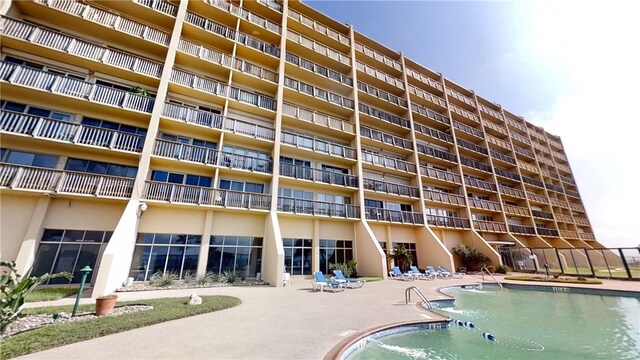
top-left (17, 275), bottom-right (640, 360)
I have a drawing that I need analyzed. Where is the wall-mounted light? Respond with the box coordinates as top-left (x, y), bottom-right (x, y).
top-left (137, 202), bottom-right (148, 218)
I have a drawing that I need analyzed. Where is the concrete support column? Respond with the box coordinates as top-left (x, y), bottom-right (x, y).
top-left (312, 219), bottom-right (320, 273)
top-left (14, 196), bottom-right (51, 275)
top-left (196, 210), bottom-right (214, 276)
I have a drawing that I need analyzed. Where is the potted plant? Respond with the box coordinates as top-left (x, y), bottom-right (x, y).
top-left (95, 294), bottom-right (118, 316)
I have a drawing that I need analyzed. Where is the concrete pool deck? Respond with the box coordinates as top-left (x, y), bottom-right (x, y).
top-left (18, 274), bottom-right (640, 360)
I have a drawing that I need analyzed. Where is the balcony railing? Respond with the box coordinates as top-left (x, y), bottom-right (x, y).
top-left (559, 230), bottom-right (579, 239)
top-left (1, 17), bottom-right (164, 78)
top-left (34, 0), bottom-right (171, 45)
top-left (223, 117), bottom-right (275, 141)
top-left (536, 227), bottom-right (559, 237)
top-left (289, 9), bottom-right (350, 45)
top-left (545, 183), bottom-right (564, 193)
top-left (1, 110), bottom-right (144, 153)
top-left (143, 181), bottom-right (270, 209)
top-left (474, 220), bottom-right (507, 233)
top-left (359, 103), bottom-right (409, 128)
top-left (560, 175), bottom-right (576, 185)
top-left (570, 203), bottom-right (586, 212)
top-left (153, 139), bottom-right (218, 164)
top-left (523, 176), bottom-right (544, 188)
top-left (282, 102), bottom-right (354, 134)
top-left (503, 204), bottom-right (529, 216)
top-left (219, 152), bottom-right (272, 173)
top-left (556, 163), bottom-right (572, 174)
top-left (280, 163), bottom-right (358, 188)
top-left (555, 214), bottom-right (574, 223)
top-left (162, 102), bottom-right (223, 129)
top-left (362, 152), bottom-right (416, 173)
top-left (417, 144), bottom-right (457, 163)
top-left (490, 150), bottom-right (516, 165)
top-left (453, 120), bottom-right (484, 139)
top-left (257, 0), bottom-right (282, 12)
top-left (406, 67), bottom-right (444, 92)
top-left (426, 215), bottom-right (470, 229)
top-left (518, 161), bottom-right (538, 174)
top-left (578, 232), bottom-right (596, 241)
top-left (511, 132), bottom-right (531, 146)
top-left (284, 77), bottom-right (354, 109)
top-left (565, 189), bottom-right (580, 198)
top-left (423, 189), bottom-right (466, 206)
top-left (287, 31), bottom-right (350, 65)
top-left (408, 85), bottom-right (447, 108)
top-left (365, 208), bottom-right (424, 225)
top-left (486, 134), bottom-right (512, 150)
top-left (281, 131), bottom-right (356, 160)
top-left (478, 103), bottom-right (504, 121)
top-left (207, 0), bottom-right (281, 34)
top-left (494, 167), bottom-right (520, 181)
top-left (514, 145), bottom-right (535, 159)
top-left (354, 42), bottom-right (402, 71)
top-left (413, 123), bottom-right (453, 144)
top-left (508, 224), bottom-right (536, 235)
top-left (134, 0), bottom-right (178, 16)
top-left (464, 176), bottom-right (497, 192)
top-left (449, 103), bottom-right (480, 123)
top-left (286, 52), bottom-right (352, 86)
top-left (278, 198), bottom-right (359, 218)
top-left (420, 166), bottom-right (461, 184)
top-left (411, 103), bottom-right (450, 125)
top-left (364, 178), bottom-right (420, 198)
top-left (460, 156), bottom-right (492, 173)
top-left (360, 126), bottom-right (412, 150)
top-left (355, 61), bottom-right (403, 88)
top-left (457, 139), bottom-right (488, 155)
top-left (1, 62), bottom-right (156, 112)
top-left (446, 88), bottom-right (476, 108)
top-left (574, 217), bottom-right (589, 226)
top-left (177, 38), bottom-right (233, 67)
top-left (357, 82), bottom-right (407, 108)
top-left (0, 163), bottom-right (133, 198)
top-left (531, 210), bottom-right (554, 220)
top-left (527, 192), bottom-right (548, 203)
top-left (499, 185), bottom-right (526, 198)
top-left (467, 198), bottom-right (502, 212)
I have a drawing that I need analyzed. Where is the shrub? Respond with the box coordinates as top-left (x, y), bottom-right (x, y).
top-left (182, 272), bottom-right (196, 284)
top-left (329, 260), bottom-right (358, 278)
top-left (196, 273), bottom-right (213, 285)
top-left (494, 265), bottom-right (511, 274)
top-left (388, 245), bottom-right (413, 272)
top-left (451, 244), bottom-right (491, 271)
top-left (221, 271), bottom-right (236, 284)
top-left (148, 271), bottom-right (178, 287)
top-left (207, 271), bottom-right (221, 283)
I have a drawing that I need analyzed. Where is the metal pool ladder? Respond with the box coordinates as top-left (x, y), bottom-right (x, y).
top-left (405, 286), bottom-right (433, 309)
top-left (481, 267), bottom-right (503, 289)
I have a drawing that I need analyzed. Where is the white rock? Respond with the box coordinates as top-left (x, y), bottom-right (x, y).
top-left (188, 293), bottom-right (202, 305)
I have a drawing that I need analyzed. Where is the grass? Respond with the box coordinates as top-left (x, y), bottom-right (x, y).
top-left (1, 296), bottom-right (241, 360)
top-left (504, 275), bottom-right (603, 284)
top-left (25, 287), bottom-right (79, 302)
top-left (358, 276), bottom-right (383, 282)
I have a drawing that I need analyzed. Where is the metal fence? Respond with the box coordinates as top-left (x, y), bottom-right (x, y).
top-left (499, 247), bottom-right (640, 280)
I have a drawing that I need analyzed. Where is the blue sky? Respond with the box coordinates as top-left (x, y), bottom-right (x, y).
top-left (307, 0), bottom-right (640, 248)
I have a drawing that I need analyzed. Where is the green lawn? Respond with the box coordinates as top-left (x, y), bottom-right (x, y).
top-left (504, 275), bottom-right (602, 284)
top-left (1, 296), bottom-right (241, 360)
top-left (358, 276), bottom-right (383, 282)
top-left (25, 287), bottom-right (79, 302)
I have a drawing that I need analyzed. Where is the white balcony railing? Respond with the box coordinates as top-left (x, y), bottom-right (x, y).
top-left (143, 181), bottom-right (271, 210)
top-left (281, 102), bottom-right (354, 134)
top-left (153, 139), bottom-right (218, 164)
top-left (362, 152), bottom-right (416, 173)
top-left (206, 0), bottom-right (281, 34)
top-left (286, 31), bottom-right (351, 65)
top-left (134, 0), bottom-right (178, 17)
top-left (281, 131), bottom-right (356, 160)
top-left (289, 8), bottom-right (349, 45)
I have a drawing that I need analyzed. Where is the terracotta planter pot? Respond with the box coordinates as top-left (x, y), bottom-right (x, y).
top-left (95, 297), bottom-right (117, 316)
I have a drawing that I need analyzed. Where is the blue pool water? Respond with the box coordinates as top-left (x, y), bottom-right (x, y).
top-left (347, 286), bottom-right (640, 359)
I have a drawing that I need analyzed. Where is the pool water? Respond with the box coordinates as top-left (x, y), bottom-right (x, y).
top-left (348, 287), bottom-right (640, 360)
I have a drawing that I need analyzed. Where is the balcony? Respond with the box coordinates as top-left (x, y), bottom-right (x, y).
top-left (278, 198), bottom-right (359, 219)
top-left (486, 134), bottom-right (512, 151)
top-left (537, 227), bottom-right (559, 237)
top-left (153, 139), bottom-right (218, 165)
top-left (527, 192), bottom-right (548, 204)
top-left (482, 119), bottom-right (508, 136)
top-left (457, 139), bottom-right (488, 155)
top-left (574, 217), bottom-right (589, 226)
top-left (135, 0), bottom-right (178, 17)
top-left (1, 62), bottom-right (155, 113)
top-left (289, 9), bottom-right (350, 46)
top-left (565, 189), bottom-right (580, 198)
top-left (556, 163), bottom-right (572, 174)
top-left (494, 167), bottom-right (520, 181)
top-left (559, 230), bottom-right (579, 239)
top-left (257, 0), bottom-right (282, 12)
top-left (355, 61), bottom-right (403, 88)
top-left (362, 152), bottom-right (416, 173)
top-left (281, 131), bottom-right (356, 160)
top-left (282, 102), bottom-right (354, 134)
top-left (413, 123), bottom-right (453, 144)
top-left (1, 110), bottom-right (144, 153)
top-left (219, 152), bottom-right (272, 173)
top-left (503, 204), bottom-right (529, 216)
top-left (510, 132), bottom-right (531, 146)
top-left (409, 85), bottom-right (447, 108)
top-left (357, 82), bottom-right (407, 108)
top-left (514, 145), bottom-right (535, 159)
top-left (411, 103), bottom-right (450, 126)
top-left (364, 178), bottom-right (420, 198)
top-left (506, 118), bottom-right (527, 133)
top-left (0, 163), bottom-right (133, 198)
top-left (423, 189), bottom-right (466, 206)
top-left (446, 88), bottom-right (476, 108)
top-left (467, 198), bottom-right (502, 212)
top-left (555, 214), bottom-right (574, 223)
top-left (287, 31), bottom-right (350, 66)
top-left (545, 183), bottom-right (564, 193)
top-left (206, 0), bottom-right (281, 34)
top-left (508, 224), bottom-right (536, 235)
top-left (464, 176), bottom-right (497, 192)
top-left (355, 42), bottom-right (402, 71)
top-left (417, 144), bottom-right (457, 163)
top-left (499, 185), bottom-right (526, 198)
top-left (365, 208), bottom-right (424, 225)
top-left (280, 163), bottom-right (358, 188)
top-left (33, 0), bottom-right (171, 46)
top-left (537, 156), bottom-right (554, 167)
top-left (286, 52), bottom-right (352, 87)
top-left (426, 215), bottom-right (471, 229)
top-left (531, 210), bottom-right (554, 220)
top-left (162, 102), bottom-right (223, 129)
top-left (143, 181), bottom-right (270, 210)
top-left (460, 156), bottom-right (492, 173)
top-left (420, 166), bottom-right (461, 184)
top-left (478, 103), bottom-right (504, 121)
top-left (518, 161), bottom-right (538, 174)
top-left (359, 103), bottom-right (409, 129)
top-left (406, 67), bottom-right (444, 92)
top-left (578, 232), bottom-right (596, 241)
top-left (570, 203), bottom-right (586, 212)
top-left (523, 176), bottom-right (544, 188)
top-left (490, 150), bottom-right (516, 165)
top-left (449, 103), bottom-right (480, 123)
top-left (560, 175), bottom-right (576, 185)
top-left (453, 120), bottom-right (484, 139)
top-left (2, 17), bottom-right (164, 78)
top-left (360, 126), bottom-right (412, 150)
top-left (553, 151), bottom-right (568, 162)
top-left (284, 77), bottom-right (354, 109)
top-left (473, 220), bottom-right (507, 233)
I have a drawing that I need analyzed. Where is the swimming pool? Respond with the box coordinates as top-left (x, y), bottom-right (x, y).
top-left (344, 286), bottom-right (640, 359)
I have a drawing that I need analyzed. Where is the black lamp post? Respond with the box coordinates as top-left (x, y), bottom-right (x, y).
top-left (72, 266), bottom-right (92, 317)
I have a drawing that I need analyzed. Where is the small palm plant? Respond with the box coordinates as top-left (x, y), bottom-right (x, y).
top-left (388, 244), bottom-right (413, 273)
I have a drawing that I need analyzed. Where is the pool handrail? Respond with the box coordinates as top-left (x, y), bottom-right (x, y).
top-left (481, 266), bottom-right (503, 289)
top-left (405, 285), bottom-right (433, 309)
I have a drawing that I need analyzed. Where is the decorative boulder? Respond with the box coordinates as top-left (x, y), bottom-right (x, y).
top-left (188, 293), bottom-right (202, 305)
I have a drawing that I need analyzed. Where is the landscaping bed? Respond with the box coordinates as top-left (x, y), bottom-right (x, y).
top-left (504, 275), bottom-right (603, 284)
top-left (117, 279), bottom-right (267, 292)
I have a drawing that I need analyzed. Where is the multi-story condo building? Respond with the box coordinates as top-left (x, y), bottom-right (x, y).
top-left (0, 0), bottom-right (601, 295)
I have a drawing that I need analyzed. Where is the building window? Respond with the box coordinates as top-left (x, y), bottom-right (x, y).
top-left (129, 233), bottom-right (201, 281)
top-left (160, 133), bottom-right (216, 149)
top-left (32, 229), bottom-right (112, 284)
top-left (283, 238), bottom-right (312, 275)
top-left (65, 158), bottom-right (137, 178)
top-left (319, 240), bottom-right (353, 274)
top-left (81, 117), bottom-right (147, 135)
top-left (1, 101), bottom-right (73, 122)
top-left (150, 170), bottom-right (212, 187)
top-left (219, 179), bottom-right (265, 193)
top-left (392, 242), bottom-right (418, 267)
top-left (3, 55), bottom-right (85, 80)
top-left (1, 149), bottom-right (58, 168)
top-left (207, 236), bottom-right (263, 277)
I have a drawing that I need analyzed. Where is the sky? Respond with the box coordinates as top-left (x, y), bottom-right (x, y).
top-left (307, 0), bottom-right (640, 248)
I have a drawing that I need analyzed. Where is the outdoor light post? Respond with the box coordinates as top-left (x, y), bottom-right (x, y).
top-left (72, 266), bottom-right (92, 317)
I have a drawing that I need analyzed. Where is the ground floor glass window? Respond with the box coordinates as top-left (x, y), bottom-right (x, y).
top-left (319, 240), bottom-right (353, 274)
top-left (207, 236), bottom-right (263, 277)
top-left (283, 238), bottom-right (312, 275)
top-left (129, 233), bottom-right (201, 281)
top-left (393, 242), bottom-right (418, 267)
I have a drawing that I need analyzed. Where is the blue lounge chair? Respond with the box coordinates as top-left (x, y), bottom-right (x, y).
top-left (427, 265), bottom-right (451, 279)
top-left (332, 269), bottom-right (365, 288)
top-left (389, 266), bottom-right (415, 281)
top-left (410, 266), bottom-right (435, 280)
top-left (312, 271), bottom-right (345, 292)
top-left (440, 266), bottom-right (464, 278)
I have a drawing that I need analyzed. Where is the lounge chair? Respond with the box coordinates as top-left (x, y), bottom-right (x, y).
top-left (440, 266), bottom-right (465, 279)
top-left (312, 271), bottom-right (346, 292)
top-left (332, 269), bottom-right (365, 288)
top-left (410, 266), bottom-right (435, 280)
top-left (427, 265), bottom-right (451, 279)
top-left (389, 266), bottom-right (415, 281)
